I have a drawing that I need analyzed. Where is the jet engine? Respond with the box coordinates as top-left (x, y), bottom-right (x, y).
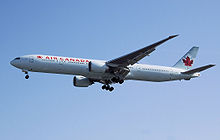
top-left (73, 76), bottom-right (94, 87)
top-left (88, 61), bottom-right (109, 73)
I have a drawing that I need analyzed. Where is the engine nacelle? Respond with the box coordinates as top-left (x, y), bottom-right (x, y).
top-left (73, 76), bottom-right (93, 87)
top-left (88, 61), bottom-right (109, 73)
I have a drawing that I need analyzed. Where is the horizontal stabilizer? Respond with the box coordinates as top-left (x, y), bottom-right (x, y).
top-left (181, 64), bottom-right (215, 74)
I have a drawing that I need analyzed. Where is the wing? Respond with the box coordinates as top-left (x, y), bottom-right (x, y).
top-left (106, 35), bottom-right (178, 68)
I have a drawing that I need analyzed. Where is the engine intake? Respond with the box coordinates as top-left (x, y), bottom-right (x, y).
top-left (73, 76), bottom-right (93, 87)
top-left (88, 61), bottom-right (109, 73)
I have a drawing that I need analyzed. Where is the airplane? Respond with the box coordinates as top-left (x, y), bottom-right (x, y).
top-left (10, 35), bottom-right (215, 92)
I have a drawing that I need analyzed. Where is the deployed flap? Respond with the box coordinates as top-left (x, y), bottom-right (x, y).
top-left (106, 35), bottom-right (178, 67)
top-left (173, 47), bottom-right (199, 70)
top-left (181, 64), bottom-right (215, 74)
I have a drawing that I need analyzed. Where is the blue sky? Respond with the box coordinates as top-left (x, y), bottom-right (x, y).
top-left (1, 0), bottom-right (220, 140)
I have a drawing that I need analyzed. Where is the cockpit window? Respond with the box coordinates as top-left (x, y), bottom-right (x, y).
top-left (15, 57), bottom-right (20, 60)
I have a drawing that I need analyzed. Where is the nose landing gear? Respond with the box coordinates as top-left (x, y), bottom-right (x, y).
top-left (102, 85), bottom-right (114, 92)
top-left (23, 70), bottom-right (29, 79)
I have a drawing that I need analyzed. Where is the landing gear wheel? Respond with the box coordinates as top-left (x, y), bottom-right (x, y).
top-left (111, 77), bottom-right (120, 83)
top-left (101, 85), bottom-right (114, 92)
top-left (105, 85), bottom-right (110, 90)
top-left (25, 75), bottom-right (29, 79)
top-left (102, 85), bottom-right (106, 90)
top-left (111, 77), bottom-right (116, 82)
top-left (109, 87), bottom-right (114, 92)
top-left (119, 80), bottom-right (124, 84)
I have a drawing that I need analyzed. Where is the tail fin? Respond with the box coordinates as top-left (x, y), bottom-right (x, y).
top-left (173, 47), bottom-right (199, 70)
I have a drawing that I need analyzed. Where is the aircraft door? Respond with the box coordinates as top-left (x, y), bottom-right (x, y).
top-left (58, 59), bottom-right (64, 72)
top-left (29, 57), bottom-right (34, 63)
top-left (28, 56), bottom-right (34, 71)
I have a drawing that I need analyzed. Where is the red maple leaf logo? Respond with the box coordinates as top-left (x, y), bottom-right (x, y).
top-left (182, 56), bottom-right (193, 66)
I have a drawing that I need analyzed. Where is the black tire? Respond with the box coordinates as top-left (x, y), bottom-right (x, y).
top-left (111, 77), bottom-right (116, 82)
top-left (105, 85), bottom-right (110, 90)
top-left (102, 85), bottom-right (106, 90)
top-left (119, 80), bottom-right (124, 84)
top-left (109, 87), bottom-right (114, 91)
top-left (25, 75), bottom-right (29, 79)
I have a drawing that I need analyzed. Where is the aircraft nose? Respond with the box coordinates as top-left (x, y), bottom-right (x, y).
top-left (10, 57), bottom-right (21, 67)
top-left (10, 60), bottom-right (15, 66)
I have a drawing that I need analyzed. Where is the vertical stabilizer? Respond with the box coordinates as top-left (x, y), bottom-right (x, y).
top-left (173, 47), bottom-right (199, 70)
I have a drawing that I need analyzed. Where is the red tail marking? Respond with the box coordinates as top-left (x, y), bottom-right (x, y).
top-left (182, 56), bottom-right (193, 66)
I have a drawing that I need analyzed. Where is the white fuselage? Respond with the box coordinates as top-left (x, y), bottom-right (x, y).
top-left (10, 55), bottom-right (199, 82)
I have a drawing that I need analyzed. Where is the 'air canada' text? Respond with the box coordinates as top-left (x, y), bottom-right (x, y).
top-left (36, 55), bottom-right (90, 63)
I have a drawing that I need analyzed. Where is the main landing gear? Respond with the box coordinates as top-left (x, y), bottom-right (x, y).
top-left (111, 77), bottom-right (124, 84)
top-left (102, 85), bottom-right (114, 92)
top-left (101, 77), bottom-right (125, 92)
